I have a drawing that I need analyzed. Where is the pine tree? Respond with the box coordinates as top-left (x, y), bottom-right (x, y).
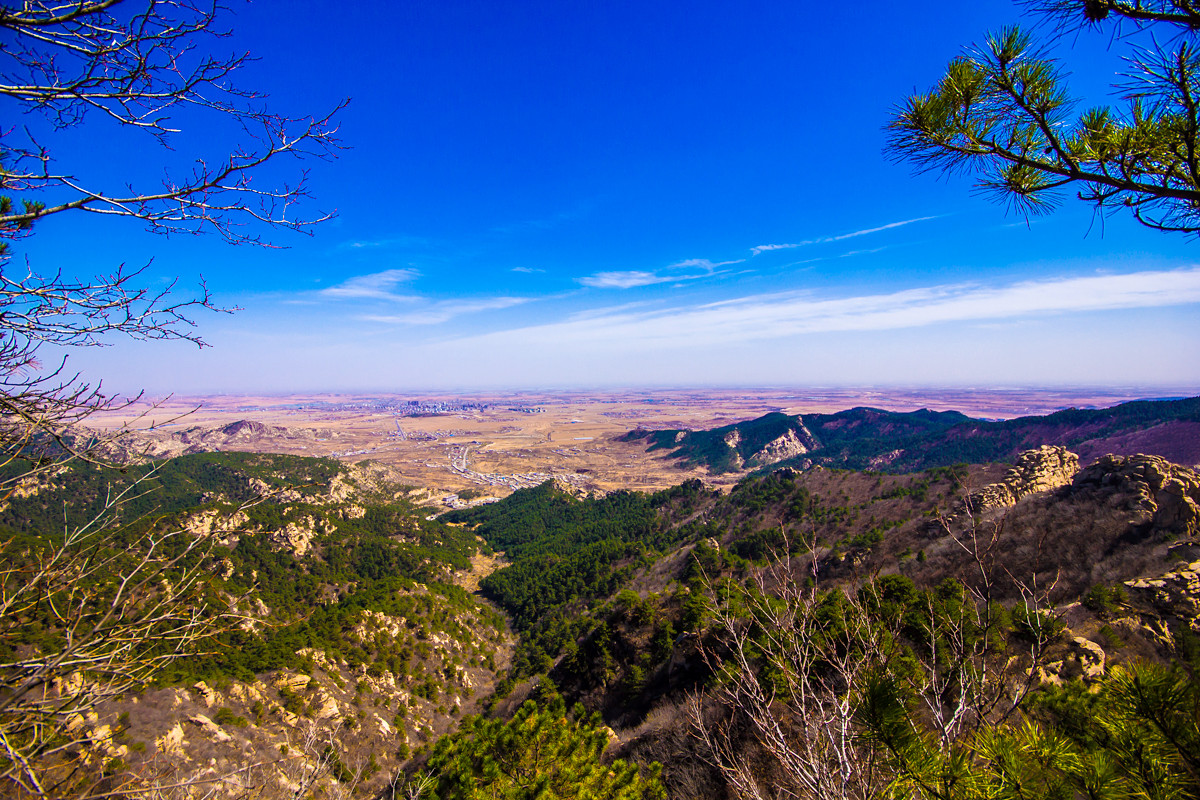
top-left (412, 695), bottom-right (665, 800)
top-left (887, 1), bottom-right (1200, 235)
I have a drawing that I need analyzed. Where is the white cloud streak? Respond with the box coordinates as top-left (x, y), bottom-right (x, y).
top-left (579, 271), bottom-right (671, 289)
top-left (668, 258), bottom-right (744, 269)
top-left (338, 234), bottom-right (430, 250)
top-left (322, 268), bottom-right (421, 301)
top-left (364, 296), bottom-right (530, 326)
top-left (578, 257), bottom-right (745, 290)
top-left (750, 216), bottom-right (939, 256)
top-left (450, 268), bottom-right (1200, 350)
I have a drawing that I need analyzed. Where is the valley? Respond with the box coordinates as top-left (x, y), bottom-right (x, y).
top-left (87, 387), bottom-right (1195, 504)
top-left (6, 391), bottom-right (1200, 799)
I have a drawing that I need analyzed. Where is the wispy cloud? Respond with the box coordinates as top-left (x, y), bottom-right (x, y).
top-left (364, 296), bottom-right (531, 326)
top-left (511, 266), bottom-right (546, 274)
top-left (338, 234), bottom-right (429, 250)
top-left (322, 268), bottom-right (421, 301)
top-left (668, 258), bottom-right (744, 270)
top-left (579, 271), bottom-right (668, 289)
top-left (750, 216), bottom-right (939, 256)
top-left (578, 257), bottom-right (745, 290)
top-left (452, 268), bottom-right (1200, 349)
top-left (839, 246), bottom-right (889, 258)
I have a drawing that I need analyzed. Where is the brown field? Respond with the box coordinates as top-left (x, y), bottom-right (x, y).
top-left (87, 387), bottom-right (1193, 503)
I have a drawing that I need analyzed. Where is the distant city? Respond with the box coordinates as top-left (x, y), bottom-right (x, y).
top-left (233, 398), bottom-right (500, 415)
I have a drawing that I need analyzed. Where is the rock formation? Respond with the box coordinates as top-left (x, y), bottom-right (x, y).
top-left (1075, 453), bottom-right (1200, 537)
top-left (970, 446), bottom-right (1080, 510)
top-left (268, 516), bottom-right (327, 557)
top-left (1125, 560), bottom-right (1200, 634)
top-left (1038, 635), bottom-right (1107, 685)
top-left (747, 428), bottom-right (811, 468)
top-left (722, 430), bottom-right (745, 470)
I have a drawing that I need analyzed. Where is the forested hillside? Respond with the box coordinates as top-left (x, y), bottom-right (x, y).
top-left (410, 447), bottom-right (1200, 799)
top-left (0, 453), bottom-right (512, 797)
top-left (5, 444), bottom-right (1200, 800)
top-left (623, 396), bottom-right (1200, 474)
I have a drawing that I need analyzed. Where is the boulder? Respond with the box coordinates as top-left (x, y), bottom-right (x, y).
top-left (312, 691), bottom-right (341, 721)
top-left (1070, 636), bottom-right (1106, 680)
top-left (1037, 636), bottom-right (1106, 685)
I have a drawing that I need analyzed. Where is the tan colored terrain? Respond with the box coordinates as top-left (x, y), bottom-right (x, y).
top-left (87, 387), bottom-right (1188, 504)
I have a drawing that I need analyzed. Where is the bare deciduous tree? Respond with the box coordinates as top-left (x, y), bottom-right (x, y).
top-left (688, 518), bottom-right (1060, 800)
top-left (687, 545), bottom-right (890, 800)
top-left (0, 1), bottom-right (344, 796)
top-left (0, 469), bottom-right (244, 797)
top-left (0, 0), bottom-right (345, 247)
top-left (0, 0), bottom-right (345, 475)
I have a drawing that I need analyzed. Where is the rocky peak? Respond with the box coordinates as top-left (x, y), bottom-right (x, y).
top-left (748, 428), bottom-right (811, 468)
top-left (970, 445), bottom-right (1080, 510)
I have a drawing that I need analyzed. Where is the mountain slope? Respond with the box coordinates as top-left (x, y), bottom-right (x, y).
top-left (440, 449), bottom-right (1200, 798)
top-left (0, 452), bottom-right (513, 798)
top-left (621, 397), bottom-right (1200, 474)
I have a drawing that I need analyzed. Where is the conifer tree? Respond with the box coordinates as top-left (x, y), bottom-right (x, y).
top-left (887, 1), bottom-right (1200, 234)
top-left (413, 696), bottom-right (665, 800)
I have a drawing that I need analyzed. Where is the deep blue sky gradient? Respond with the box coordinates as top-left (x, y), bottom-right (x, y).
top-left (20, 0), bottom-right (1200, 392)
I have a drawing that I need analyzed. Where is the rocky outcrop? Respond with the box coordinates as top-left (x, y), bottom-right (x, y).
top-left (326, 474), bottom-right (356, 503)
top-left (723, 430), bottom-right (745, 471)
top-left (187, 714), bottom-right (233, 743)
top-left (1125, 560), bottom-right (1200, 633)
top-left (748, 428), bottom-right (811, 468)
top-left (970, 446), bottom-right (1080, 510)
top-left (1075, 454), bottom-right (1200, 537)
top-left (182, 508), bottom-right (250, 539)
top-left (268, 516), bottom-right (328, 557)
top-left (1038, 635), bottom-right (1107, 685)
top-left (272, 673), bottom-right (311, 693)
top-left (247, 477), bottom-right (306, 504)
top-left (155, 722), bottom-right (186, 757)
top-left (191, 681), bottom-right (218, 708)
top-left (1071, 636), bottom-right (1106, 679)
top-left (0, 467), bottom-right (70, 512)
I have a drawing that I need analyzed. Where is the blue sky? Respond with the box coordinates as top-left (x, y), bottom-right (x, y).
top-left (22, 0), bottom-right (1200, 393)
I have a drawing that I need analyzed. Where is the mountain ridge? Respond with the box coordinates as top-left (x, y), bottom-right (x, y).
top-left (621, 396), bottom-right (1200, 474)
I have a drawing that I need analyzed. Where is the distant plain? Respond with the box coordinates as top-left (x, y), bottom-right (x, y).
top-left (90, 387), bottom-right (1198, 499)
